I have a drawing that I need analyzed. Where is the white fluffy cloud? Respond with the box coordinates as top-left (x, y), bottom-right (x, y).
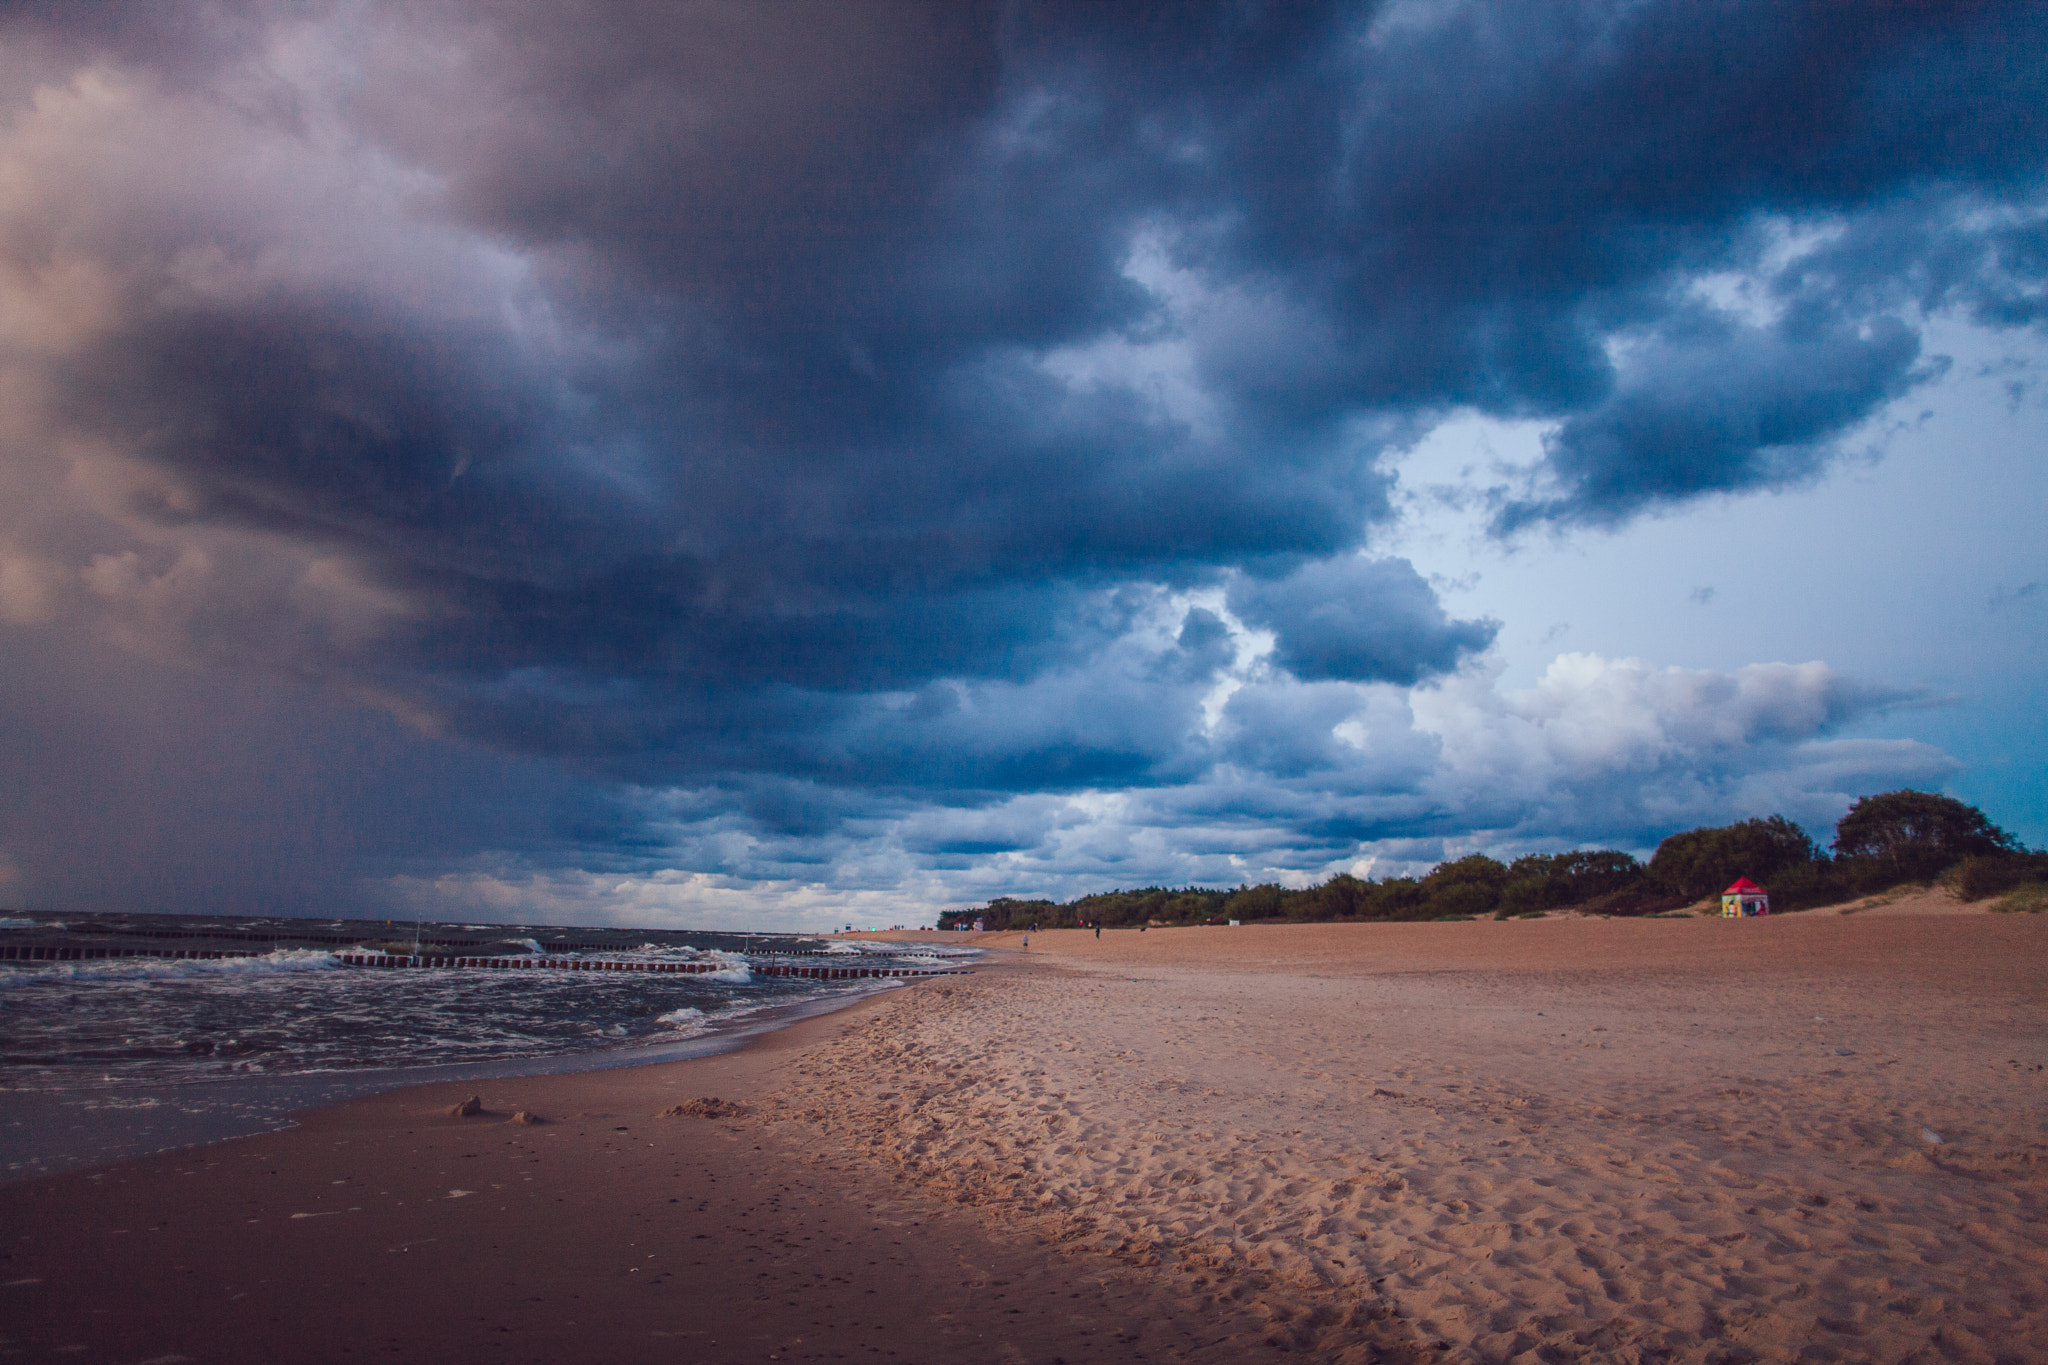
top-left (375, 645), bottom-right (1946, 929)
top-left (1413, 654), bottom-right (1951, 842)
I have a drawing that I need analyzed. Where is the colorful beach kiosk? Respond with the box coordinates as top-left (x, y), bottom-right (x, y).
top-left (1721, 877), bottom-right (1770, 917)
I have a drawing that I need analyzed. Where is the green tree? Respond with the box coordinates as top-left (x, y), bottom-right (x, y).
top-left (1833, 791), bottom-right (2019, 883)
top-left (1227, 883), bottom-right (1286, 920)
top-left (1419, 854), bottom-right (1509, 918)
top-left (1499, 849), bottom-right (1645, 915)
top-left (1293, 873), bottom-right (1370, 919)
top-left (1359, 877), bottom-right (1425, 920)
top-left (1648, 816), bottom-right (1820, 901)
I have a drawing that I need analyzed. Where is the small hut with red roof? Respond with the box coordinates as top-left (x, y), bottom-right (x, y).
top-left (1721, 877), bottom-right (1769, 917)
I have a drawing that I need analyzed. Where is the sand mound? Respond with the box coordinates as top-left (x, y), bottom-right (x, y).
top-left (1799, 884), bottom-right (1980, 917)
top-left (444, 1095), bottom-right (483, 1118)
top-left (508, 1110), bottom-right (545, 1125)
top-left (660, 1097), bottom-right (746, 1119)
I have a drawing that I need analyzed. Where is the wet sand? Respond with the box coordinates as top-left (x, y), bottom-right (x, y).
top-left (6, 912), bottom-right (2045, 1364)
top-left (1, 985), bottom-right (1283, 1364)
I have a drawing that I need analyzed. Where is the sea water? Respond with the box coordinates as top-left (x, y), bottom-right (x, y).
top-left (0, 912), bottom-right (975, 1180)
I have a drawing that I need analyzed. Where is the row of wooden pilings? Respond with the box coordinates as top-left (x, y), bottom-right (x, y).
top-left (0, 944), bottom-right (257, 962)
top-left (754, 961), bottom-right (962, 980)
top-left (334, 954), bottom-right (961, 979)
top-left (19, 929), bottom-right (933, 957)
top-left (336, 954), bottom-right (724, 973)
top-left (0, 942), bottom-right (965, 979)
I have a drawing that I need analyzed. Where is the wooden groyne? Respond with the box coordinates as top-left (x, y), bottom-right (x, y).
top-left (752, 960), bottom-right (965, 979)
top-left (331, 954), bottom-right (963, 979)
top-left (0, 944), bottom-right (259, 962)
top-left (0, 942), bottom-right (968, 978)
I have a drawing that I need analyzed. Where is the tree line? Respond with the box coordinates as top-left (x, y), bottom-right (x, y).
top-left (934, 790), bottom-right (2044, 931)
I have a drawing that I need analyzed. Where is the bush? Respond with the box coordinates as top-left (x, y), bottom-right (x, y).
top-left (1579, 887), bottom-right (1689, 917)
top-left (1227, 883), bottom-right (1287, 920)
top-left (1424, 880), bottom-right (1501, 919)
top-left (1761, 860), bottom-right (1851, 911)
top-left (1496, 876), bottom-right (1554, 917)
top-left (1499, 849), bottom-right (1646, 915)
top-left (1992, 883), bottom-right (2048, 914)
top-left (1418, 855), bottom-right (1509, 919)
top-left (1287, 873), bottom-right (1371, 919)
top-left (1360, 877), bottom-right (1426, 920)
top-left (1948, 852), bottom-right (2048, 902)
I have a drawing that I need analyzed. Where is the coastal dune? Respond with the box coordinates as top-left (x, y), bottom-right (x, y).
top-left (803, 916), bottom-right (2048, 1363)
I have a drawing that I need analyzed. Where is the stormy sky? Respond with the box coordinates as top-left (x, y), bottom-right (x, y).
top-left (1, 0), bottom-right (2042, 928)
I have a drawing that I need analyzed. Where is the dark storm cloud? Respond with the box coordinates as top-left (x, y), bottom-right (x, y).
top-left (1495, 308), bottom-right (1933, 529)
top-left (31, 0), bottom-right (2047, 662)
top-left (1, 0), bottom-right (2042, 913)
top-left (57, 295), bottom-right (646, 578)
top-left (1228, 557), bottom-right (1496, 684)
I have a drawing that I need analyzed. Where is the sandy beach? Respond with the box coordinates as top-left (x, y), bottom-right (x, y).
top-left (1, 987), bottom-right (1279, 1364)
top-left (6, 909), bottom-right (2046, 1363)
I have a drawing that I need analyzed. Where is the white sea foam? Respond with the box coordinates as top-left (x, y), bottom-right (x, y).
top-left (0, 917), bottom-right (39, 929)
top-left (693, 949), bottom-right (750, 982)
top-left (0, 947), bottom-right (343, 989)
top-left (655, 1006), bottom-right (709, 1034)
top-left (74, 1095), bottom-right (166, 1110)
top-left (3, 922), bottom-right (879, 1098)
top-left (820, 937), bottom-right (982, 961)
top-left (673, 992), bottom-right (809, 1031)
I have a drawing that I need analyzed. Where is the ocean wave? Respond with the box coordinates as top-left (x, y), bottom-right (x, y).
top-left (0, 919), bottom-right (883, 1092)
top-left (0, 947), bottom-right (343, 989)
top-left (654, 1005), bottom-right (709, 1035)
top-left (818, 938), bottom-right (982, 961)
top-left (636, 948), bottom-right (750, 981)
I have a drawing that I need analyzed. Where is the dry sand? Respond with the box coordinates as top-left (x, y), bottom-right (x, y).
top-left (805, 915), bottom-right (2048, 1364)
top-left (5, 911), bottom-right (2045, 1364)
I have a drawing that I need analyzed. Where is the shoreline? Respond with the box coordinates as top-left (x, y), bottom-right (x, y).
top-left (0, 978), bottom-right (916, 1185)
top-left (6, 913), bottom-right (2043, 1364)
top-left (2, 972), bottom-right (1282, 1364)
